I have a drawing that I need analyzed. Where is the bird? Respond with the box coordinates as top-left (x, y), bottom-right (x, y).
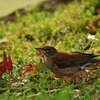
top-left (35, 46), bottom-right (100, 82)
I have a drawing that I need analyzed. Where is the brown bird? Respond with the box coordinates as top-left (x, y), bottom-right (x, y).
top-left (35, 46), bottom-right (100, 82)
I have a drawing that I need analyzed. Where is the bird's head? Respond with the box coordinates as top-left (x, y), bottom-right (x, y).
top-left (35, 46), bottom-right (57, 57)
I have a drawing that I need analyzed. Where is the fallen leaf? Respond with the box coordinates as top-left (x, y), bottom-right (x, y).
top-left (0, 51), bottom-right (13, 76)
top-left (20, 64), bottom-right (35, 77)
top-left (92, 17), bottom-right (100, 27)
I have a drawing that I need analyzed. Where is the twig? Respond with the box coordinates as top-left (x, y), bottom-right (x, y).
top-left (27, 88), bottom-right (61, 98)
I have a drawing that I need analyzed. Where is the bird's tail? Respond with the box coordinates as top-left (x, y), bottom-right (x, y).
top-left (89, 58), bottom-right (100, 64)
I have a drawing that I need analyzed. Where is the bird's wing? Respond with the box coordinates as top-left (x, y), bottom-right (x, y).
top-left (55, 52), bottom-right (99, 69)
top-left (72, 52), bottom-right (100, 57)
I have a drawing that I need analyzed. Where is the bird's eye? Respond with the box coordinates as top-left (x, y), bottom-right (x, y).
top-left (47, 49), bottom-right (50, 51)
top-left (45, 49), bottom-right (50, 52)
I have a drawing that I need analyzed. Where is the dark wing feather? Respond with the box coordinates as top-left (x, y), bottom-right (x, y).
top-left (72, 52), bottom-right (100, 57)
top-left (56, 53), bottom-right (99, 69)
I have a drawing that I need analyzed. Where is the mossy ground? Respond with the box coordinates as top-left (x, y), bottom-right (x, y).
top-left (0, 0), bottom-right (100, 99)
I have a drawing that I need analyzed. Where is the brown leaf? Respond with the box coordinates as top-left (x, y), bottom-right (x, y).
top-left (92, 17), bottom-right (100, 27)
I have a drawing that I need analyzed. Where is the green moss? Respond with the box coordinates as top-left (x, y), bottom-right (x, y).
top-left (0, 0), bottom-right (100, 99)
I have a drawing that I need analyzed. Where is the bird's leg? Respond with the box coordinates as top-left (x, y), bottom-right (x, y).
top-left (82, 69), bottom-right (89, 83)
top-left (80, 63), bottom-right (91, 83)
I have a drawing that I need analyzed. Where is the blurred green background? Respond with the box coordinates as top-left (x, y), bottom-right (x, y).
top-left (0, 0), bottom-right (43, 17)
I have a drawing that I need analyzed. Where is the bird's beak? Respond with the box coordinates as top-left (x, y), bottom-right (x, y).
top-left (35, 47), bottom-right (44, 52)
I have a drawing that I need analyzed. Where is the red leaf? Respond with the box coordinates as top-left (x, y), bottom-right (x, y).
top-left (0, 51), bottom-right (13, 76)
top-left (8, 55), bottom-right (13, 71)
top-left (2, 51), bottom-right (9, 72)
top-left (20, 64), bottom-right (35, 77)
